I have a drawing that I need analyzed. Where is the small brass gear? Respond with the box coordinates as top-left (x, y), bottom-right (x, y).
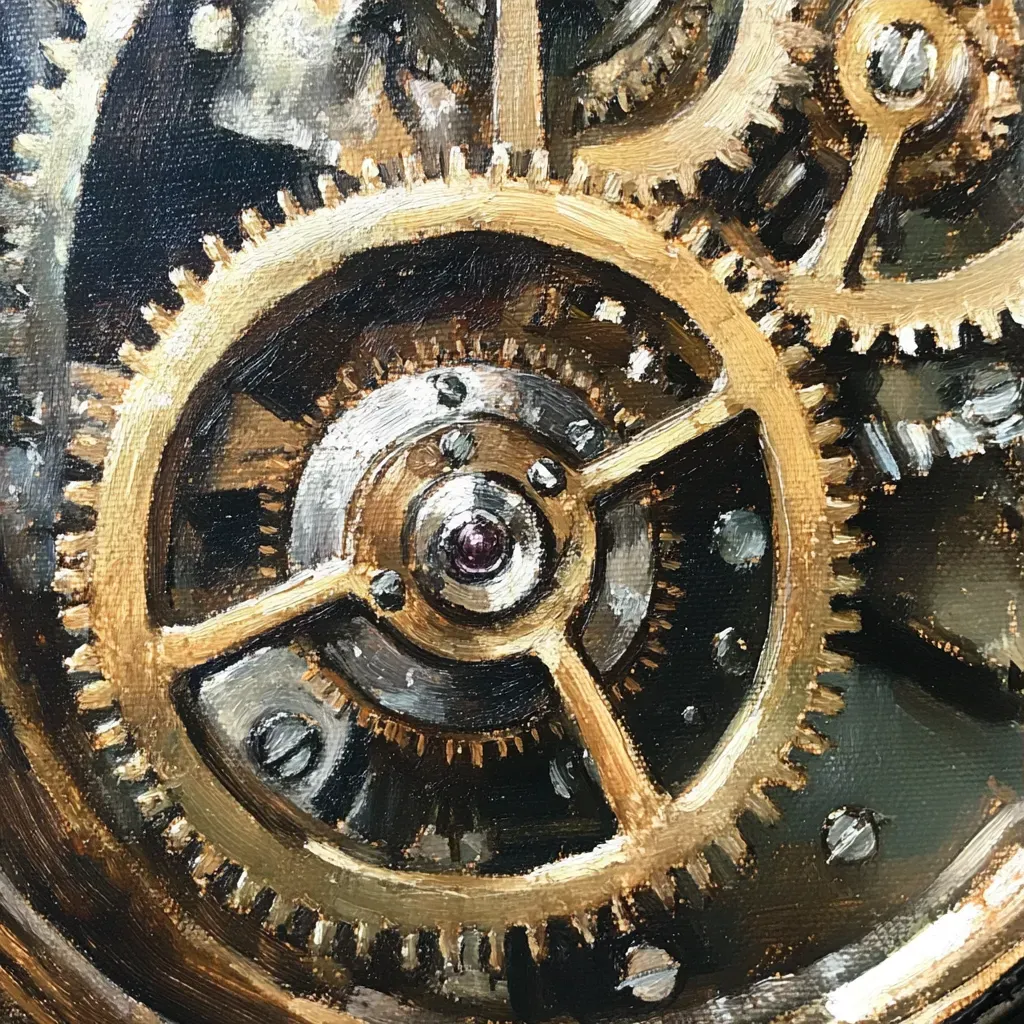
top-left (55, 152), bottom-right (859, 957)
top-left (776, 0), bottom-right (1024, 352)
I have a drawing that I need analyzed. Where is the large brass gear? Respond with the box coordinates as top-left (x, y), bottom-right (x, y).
top-left (776, 0), bottom-right (1024, 352)
top-left (53, 156), bottom-right (859, 949)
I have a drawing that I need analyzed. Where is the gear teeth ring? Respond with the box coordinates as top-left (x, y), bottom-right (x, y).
top-left (53, 149), bottom-right (858, 971)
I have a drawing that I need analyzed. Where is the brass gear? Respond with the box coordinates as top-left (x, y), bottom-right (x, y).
top-left (55, 155), bottom-right (858, 950)
top-left (803, 0), bottom-right (1021, 198)
top-left (776, 0), bottom-right (1024, 352)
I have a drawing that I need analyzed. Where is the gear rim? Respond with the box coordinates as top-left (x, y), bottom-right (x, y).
top-left (63, 166), bottom-right (854, 937)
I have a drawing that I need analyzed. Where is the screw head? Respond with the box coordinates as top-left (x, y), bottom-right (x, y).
top-left (370, 569), bottom-right (406, 611)
top-left (565, 418), bottom-right (601, 457)
top-left (249, 711), bottom-right (322, 781)
top-left (527, 457), bottom-right (566, 496)
top-left (868, 23), bottom-right (936, 98)
top-left (823, 806), bottom-right (881, 864)
top-left (434, 373), bottom-right (467, 408)
top-left (439, 427), bottom-right (476, 467)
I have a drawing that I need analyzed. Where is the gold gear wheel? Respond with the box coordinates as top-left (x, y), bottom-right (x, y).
top-left (55, 152), bottom-right (859, 953)
top-left (777, 0), bottom-right (1024, 352)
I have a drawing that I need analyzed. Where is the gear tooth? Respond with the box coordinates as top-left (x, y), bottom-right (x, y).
top-left (59, 603), bottom-right (91, 633)
top-left (52, 566), bottom-right (89, 601)
top-left (55, 530), bottom-right (95, 566)
top-left (828, 609), bottom-right (861, 634)
top-left (40, 36), bottom-right (80, 72)
top-left (488, 928), bottom-right (505, 970)
top-left (191, 844), bottom-right (226, 887)
top-left (75, 677), bottom-right (116, 713)
top-left (563, 157), bottom-right (590, 197)
top-left (26, 84), bottom-right (60, 125)
top-left (797, 382), bottom-right (830, 412)
top-left (263, 895), bottom-right (293, 934)
top-left (934, 320), bottom-right (961, 351)
top-left (779, 342), bottom-right (811, 372)
top-left (277, 189), bottom-right (302, 219)
top-left (685, 852), bottom-right (712, 889)
top-left (70, 362), bottom-right (131, 403)
top-left (807, 310), bottom-right (839, 348)
top-left (715, 826), bottom-right (748, 867)
top-left (136, 784), bottom-right (173, 817)
top-left (64, 479), bottom-right (100, 509)
top-left (354, 920), bottom-right (372, 958)
top-left (830, 571), bottom-right (862, 596)
top-left (792, 722), bottom-right (830, 756)
top-left (749, 107), bottom-right (783, 132)
top-left (526, 149), bottom-right (550, 188)
top-left (757, 307), bottom-right (786, 336)
top-left (162, 815), bottom-right (196, 852)
top-left (812, 418), bottom-right (845, 446)
top-left (832, 526), bottom-right (867, 555)
top-left (317, 174), bottom-right (342, 208)
top-left (710, 253), bottom-right (741, 283)
top-left (400, 931), bottom-right (419, 970)
top-left (202, 233), bottom-right (232, 265)
top-left (820, 454), bottom-right (855, 485)
top-left (525, 921), bottom-right (546, 960)
top-left (648, 871), bottom-right (676, 908)
top-left (974, 310), bottom-right (1003, 340)
top-left (118, 340), bottom-right (151, 376)
top-left (489, 145), bottom-right (511, 188)
top-left (745, 787), bottom-right (782, 825)
top-left (676, 164), bottom-right (698, 196)
top-left (169, 266), bottom-right (203, 303)
top-left (68, 427), bottom-right (109, 467)
top-left (771, 758), bottom-right (806, 790)
top-left (825, 494), bottom-right (861, 523)
top-left (402, 153), bottom-right (426, 188)
top-left (93, 716), bottom-right (129, 751)
top-left (570, 913), bottom-right (596, 945)
top-left (66, 642), bottom-right (101, 674)
top-left (601, 172), bottom-right (623, 204)
top-left (715, 137), bottom-right (752, 172)
top-left (112, 750), bottom-right (150, 784)
top-left (226, 870), bottom-right (261, 912)
top-left (446, 147), bottom-right (469, 185)
top-left (141, 302), bottom-right (176, 336)
top-left (311, 917), bottom-right (339, 957)
top-left (807, 681), bottom-right (845, 716)
top-left (895, 323), bottom-right (920, 355)
top-left (239, 208), bottom-right (270, 244)
top-left (606, 892), bottom-right (630, 933)
top-left (13, 132), bottom-right (48, 164)
top-left (360, 158), bottom-right (383, 193)
top-left (848, 326), bottom-right (879, 355)
top-left (630, 175), bottom-right (654, 208)
top-left (819, 648), bottom-right (854, 673)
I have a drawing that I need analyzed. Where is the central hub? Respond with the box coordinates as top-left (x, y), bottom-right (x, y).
top-left (408, 474), bottom-right (550, 618)
top-left (446, 512), bottom-right (511, 580)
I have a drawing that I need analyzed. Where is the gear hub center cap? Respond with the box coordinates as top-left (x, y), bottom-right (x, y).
top-left (410, 474), bottom-right (549, 617)
top-left (447, 513), bottom-right (510, 579)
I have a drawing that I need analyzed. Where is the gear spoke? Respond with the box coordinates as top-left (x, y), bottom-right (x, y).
top-left (493, 0), bottom-right (544, 150)
top-left (810, 127), bottom-right (903, 281)
top-left (580, 381), bottom-right (743, 499)
top-left (533, 632), bottom-right (666, 834)
top-left (156, 559), bottom-right (366, 675)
